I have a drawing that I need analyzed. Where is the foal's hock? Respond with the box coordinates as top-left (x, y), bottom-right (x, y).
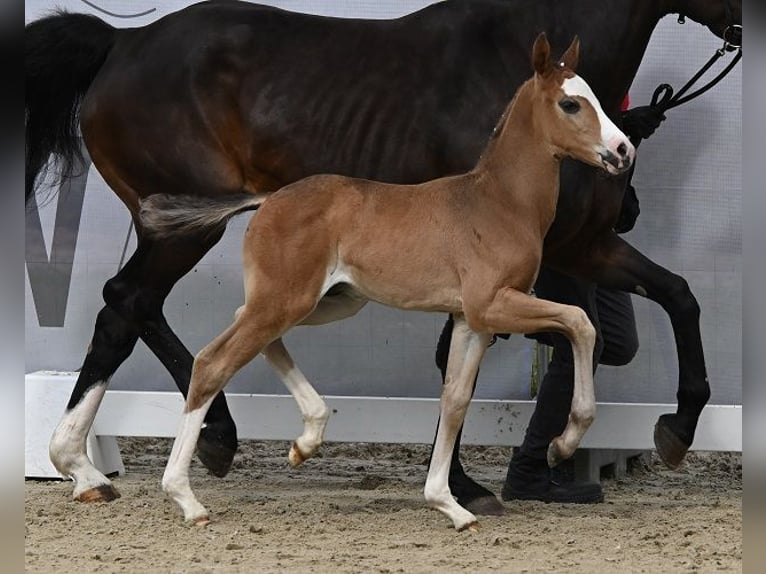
top-left (145, 34), bottom-right (633, 531)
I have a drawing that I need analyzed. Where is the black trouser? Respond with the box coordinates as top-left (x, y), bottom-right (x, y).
top-left (517, 266), bottom-right (639, 463)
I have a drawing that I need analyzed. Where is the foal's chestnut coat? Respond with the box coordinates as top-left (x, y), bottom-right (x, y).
top-left (143, 35), bottom-right (634, 531)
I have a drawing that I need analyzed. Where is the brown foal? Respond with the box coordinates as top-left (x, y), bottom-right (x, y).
top-left (142, 34), bottom-right (634, 531)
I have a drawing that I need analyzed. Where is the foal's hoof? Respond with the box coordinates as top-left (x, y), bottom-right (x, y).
top-left (192, 516), bottom-right (210, 527)
top-left (654, 414), bottom-right (691, 470)
top-left (74, 484), bottom-right (121, 503)
top-left (197, 424), bottom-right (238, 478)
top-left (458, 521), bottom-right (481, 533)
top-left (464, 496), bottom-right (505, 516)
top-left (546, 439), bottom-right (564, 468)
top-left (288, 442), bottom-right (307, 467)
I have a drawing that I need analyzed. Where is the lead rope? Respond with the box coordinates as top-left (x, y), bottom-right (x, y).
top-left (650, 23), bottom-right (742, 114)
top-left (117, 220), bottom-right (134, 271)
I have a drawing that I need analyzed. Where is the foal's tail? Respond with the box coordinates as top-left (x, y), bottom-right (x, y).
top-left (139, 193), bottom-right (269, 239)
top-left (25, 11), bottom-right (116, 204)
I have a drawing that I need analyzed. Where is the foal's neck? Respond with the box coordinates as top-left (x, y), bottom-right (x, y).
top-left (473, 82), bottom-right (561, 227)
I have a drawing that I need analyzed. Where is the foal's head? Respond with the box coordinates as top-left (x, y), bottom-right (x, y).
top-left (528, 34), bottom-right (634, 176)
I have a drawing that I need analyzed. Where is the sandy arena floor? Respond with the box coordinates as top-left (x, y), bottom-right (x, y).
top-left (25, 438), bottom-right (741, 573)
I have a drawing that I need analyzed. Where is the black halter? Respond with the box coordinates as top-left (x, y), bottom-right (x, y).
top-left (652, 0), bottom-right (742, 113)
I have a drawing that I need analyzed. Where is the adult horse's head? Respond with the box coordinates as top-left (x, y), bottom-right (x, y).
top-left (530, 34), bottom-right (635, 176)
top-left (680, 0), bottom-right (742, 48)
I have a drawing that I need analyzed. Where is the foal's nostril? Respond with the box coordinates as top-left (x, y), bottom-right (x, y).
top-left (617, 142), bottom-right (628, 158)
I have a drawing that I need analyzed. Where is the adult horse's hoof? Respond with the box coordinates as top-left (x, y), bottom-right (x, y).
top-left (450, 472), bottom-right (504, 516)
top-left (196, 423), bottom-right (238, 478)
top-left (654, 414), bottom-right (691, 470)
top-left (74, 484), bottom-right (121, 503)
top-left (463, 496), bottom-right (505, 516)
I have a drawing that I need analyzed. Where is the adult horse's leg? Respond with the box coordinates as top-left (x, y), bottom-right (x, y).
top-left (49, 305), bottom-right (138, 501)
top-left (101, 232), bottom-right (238, 476)
top-left (433, 314), bottom-right (504, 516)
top-left (50, 232), bottom-right (238, 500)
top-left (563, 232), bottom-right (710, 468)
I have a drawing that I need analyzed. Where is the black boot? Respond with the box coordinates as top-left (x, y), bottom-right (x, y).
top-left (501, 451), bottom-right (603, 504)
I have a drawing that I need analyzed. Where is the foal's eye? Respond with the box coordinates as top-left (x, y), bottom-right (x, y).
top-left (559, 99), bottom-right (581, 114)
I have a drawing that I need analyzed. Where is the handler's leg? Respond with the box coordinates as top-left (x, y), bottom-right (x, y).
top-left (596, 287), bottom-right (639, 367)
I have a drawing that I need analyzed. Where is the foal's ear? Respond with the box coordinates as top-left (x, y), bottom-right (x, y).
top-left (560, 36), bottom-right (580, 72)
top-left (532, 32), bottom-right (552, 76)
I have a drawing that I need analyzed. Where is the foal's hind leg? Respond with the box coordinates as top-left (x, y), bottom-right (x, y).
top-left (164, 314), bottom-right (273, 523)
top-left (163, 300), bottom-right (312, 523)
top-left (424, 315), bottom-right (491, 531)
top-left (266, 291), bottom-right (367, 464)
top-left (263, 338), bottom-right (329, 466)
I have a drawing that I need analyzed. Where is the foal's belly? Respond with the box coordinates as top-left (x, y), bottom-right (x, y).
top-left (341, 265), bottom-right (464, 315)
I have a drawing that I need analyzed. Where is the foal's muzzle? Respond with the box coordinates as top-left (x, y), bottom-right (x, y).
top-left (599, 140), bottom-right (634, 175)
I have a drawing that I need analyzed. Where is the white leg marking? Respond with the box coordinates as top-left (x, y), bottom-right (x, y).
top-left (162, 396), bottom-right (214, 523)
top-left (424, 316), bottom-right (490, 531)
top-left (49, 382), bottom-right (115, 500)
top-left (263, 338), bottom-right (329, 465)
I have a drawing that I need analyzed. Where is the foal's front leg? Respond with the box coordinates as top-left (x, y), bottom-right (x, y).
top-left (473, 287), bottom-right (597, 465)
top-left (424, 314), bottom-right (491, 531)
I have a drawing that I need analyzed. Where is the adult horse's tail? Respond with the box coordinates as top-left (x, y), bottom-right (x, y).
top-left (139, 193), bottom-right (269, 239)
top-left (25, 11), bottom-right (116, 204)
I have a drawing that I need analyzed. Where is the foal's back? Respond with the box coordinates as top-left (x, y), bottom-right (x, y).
top-left (244, 172), bottom-right (463, 311)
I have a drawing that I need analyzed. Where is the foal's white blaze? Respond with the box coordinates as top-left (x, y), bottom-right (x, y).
top-left (562, 75), bottom-right (635, 172)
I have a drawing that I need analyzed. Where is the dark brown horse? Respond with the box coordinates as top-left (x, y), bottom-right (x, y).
top-left (25, 0), bottom-right (741, 505)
